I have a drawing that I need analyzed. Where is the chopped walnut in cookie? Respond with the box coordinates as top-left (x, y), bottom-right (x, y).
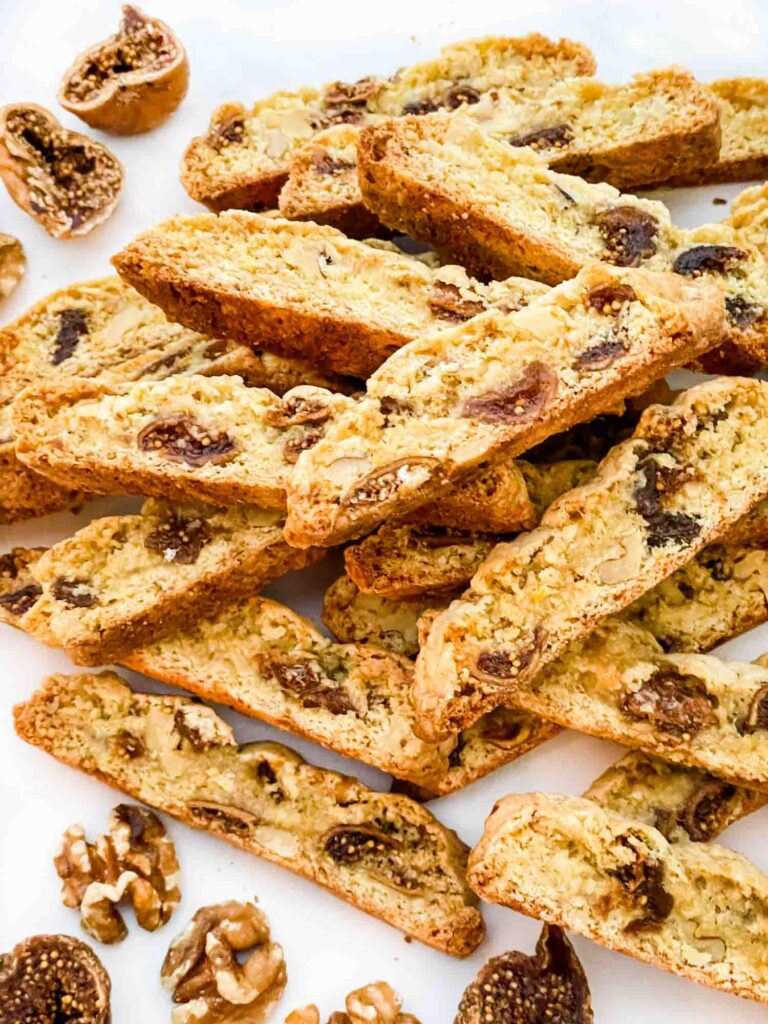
top-left (0, 103), bottom-right (123, 237)
top-left (54, 804), bottom-right (180, 943)
top-left (162, 900), bottom-right (286, 1024)
top-left (285, 981), bottom-right (419, 1024)
top-left (0, 933), bottom-right (111, 1024)
top-left (59, 5), bottom-right (189, 134)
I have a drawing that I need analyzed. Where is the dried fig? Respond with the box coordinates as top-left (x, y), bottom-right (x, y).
top-left (0, 103), bottom-right (123, 237)
top-left (0, 933), bottom-right (111, 1024)
top-left (58, 5), bottom-right (189, 135)
top-left (507, 123), bottom-right (575, 151)
top-left (455, 925), bottom-right (592, 1024)
top-left (0, 233), bottom-right (25, 299)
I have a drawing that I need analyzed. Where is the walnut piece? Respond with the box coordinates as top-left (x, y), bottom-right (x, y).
top-left (54, 804), bottom-right (181, 944)
top-left (0, 103), bottom-right (123, 238)
top-left (161, 900), bottom-right (286, 1024)
top-left (0, 933), bottom-right (111, 1024)
top-left (285, 981), bottom-right (419, 1024)
top-left (59, 5), bottom-right (189, 134)
top-left (454, 925), bottom-right (592, 1023)
top-left (0, 232), bottom-right (25, 299)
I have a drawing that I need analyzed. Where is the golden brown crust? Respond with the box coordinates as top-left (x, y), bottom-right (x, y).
top-left (14, 672), bottom-right (484, 957)
top-left (0, 232), bottom-right (24, 300)
top-left (0, 446), bottom-right (90, 522)
top-left (58, 5), bottom-right (189, 134)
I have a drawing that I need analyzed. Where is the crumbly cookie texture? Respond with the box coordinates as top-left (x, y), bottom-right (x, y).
top-left (281, 67), bottom-right (720, 234)
top-left (656, 79), bottom-right (768, 186)
top-left (9, 499), bottom-right (318, 666)
top-left (357, 114), bottom-right (768, 361)
top-left (586, 751), bottom-right (766, 844)
top-left (285, 264), bottom-right (724, 549)
top-left (12, 376), bottom-right (351, 509)
top-left (112, 211), bottom-right (547, 378)
top-left (14, 672), bottom-right (484, 957)
top-left (415, 378), bottom-right (768, 739)
top-left (123, 592), bottom-right (454, 789)
top-left (468, 792), bottom-right (768, 1003)
top-left (180, 34), bottom-right (595, 212)
top-left (626, 539), bottom-right (768, 652)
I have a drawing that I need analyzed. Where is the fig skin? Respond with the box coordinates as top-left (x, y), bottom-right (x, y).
top-left (58, 5), bottom-right (189, 135)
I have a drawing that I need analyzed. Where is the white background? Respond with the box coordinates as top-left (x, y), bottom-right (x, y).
top-left (3, 1), bottom-right (768, 1020)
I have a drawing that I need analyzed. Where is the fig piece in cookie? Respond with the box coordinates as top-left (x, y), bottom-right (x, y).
top-left (58, 5), bottom-right (189, 134)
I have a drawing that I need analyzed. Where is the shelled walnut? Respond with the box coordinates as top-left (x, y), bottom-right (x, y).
top-left (285, 981), bottom-right (419, 1024)
top-left (162, 900), bottom-right (286, 1024)
top-left (58, 5), bottom-right (189, 134)
top-left (0, 233), bottom-right (25, 299)
top-left (54, 804), bottom-right (180, 943)
top-left (0, 104), bottom-right (123, 237)
top-left (0, 933), bottom-right (111, 1023)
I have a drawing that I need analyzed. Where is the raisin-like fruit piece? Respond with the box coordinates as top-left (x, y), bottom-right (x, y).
top-left (672, 245), bottom-right (746, 276)
top-left (507, 123), bottom-right (574, 151)
top-left (428, 281), bottom-right (487, 322)
top-left (51, 308), bottom-right (89, 365)
top-left (594, 206), bottom-right (658, 266)
top-left (52, 577), bottom-right (97, 608)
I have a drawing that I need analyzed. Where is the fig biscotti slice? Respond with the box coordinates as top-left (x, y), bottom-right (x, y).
top-left (12, 377), bottom-right (351, 509)
top-left (180, 34), bottom-right (595, 212)
top-left (123, 594), bottom-right (455, 788)
top-left (586, 750), bottom-right (767, 844)
top-left (285, 264), bottom-right (724, 548)
top-left (656, 79), bottom-right (768, 186)
top-left (357, 115), bottom-right (768, 362)
top-left (414, 377), bottom-right (768, 739)
top-left (468, 792), bottom-right (768, 1002)
top-left (0, 500), bottom-right (318, 666)
top-left (112, 212), bottom-right (548, 378)
top-left (14, 672), bottom-right (484, 956)
top-left (279, 67), bottom-right (720, 234)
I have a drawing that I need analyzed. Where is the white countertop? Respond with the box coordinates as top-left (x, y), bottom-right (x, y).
top-left (3, 1), bottom-right (768, 1020)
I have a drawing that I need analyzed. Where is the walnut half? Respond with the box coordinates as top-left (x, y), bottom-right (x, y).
top-left (54, 804), bottom-right (181, 944)
top-left (0, 232), bottom-right (25, 300)
top-left (161, 900), bottom-right (286, 1024)
top-left (58, 5), bottom-right (189, 135)
top-left (285, 981), bottom-right (419, 1024)
top-left (0, 103), bottom-right (123, 237)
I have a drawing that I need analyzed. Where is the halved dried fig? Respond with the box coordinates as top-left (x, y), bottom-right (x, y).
top-left (323, 824), bottom-right (421, 891)
top-left (741, 684), bottom-right (768, 734)
top-left (620, 670), bottom-right (717, 737)
top-left (0, 933), bottom-right (111, 1024)
top-left (455, 925), bottom-right (593, 1024)
top-left (428, 282), bottom-right (487, 322)
top-left (461, 363), bottom-right (558, 423)
top-left (0, 103), bottom-right (123, 237)
top-left (594, 206), bottom-right (658, 267)
top-left (144, 514), bottom-right (212, 564)
top-left (0, 233), bottom-right (25, 299)
top-left (137, 415), bottom-right (236, 467)
top-left (58, 5), bottom-right (189, 135)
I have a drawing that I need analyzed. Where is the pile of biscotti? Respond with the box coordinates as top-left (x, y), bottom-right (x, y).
top-left (8, 32), bottom-right (768, 1005)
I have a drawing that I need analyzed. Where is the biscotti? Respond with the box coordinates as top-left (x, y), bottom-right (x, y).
top-left (285, 265), bottom-right (724, 548)
top-left (14, 672), bottom-right (484, 956)
top-left (3, 500), bottom-right (318, 665)
top-left (345, 461), bottom-right (598, 600)
top-left (12, 376), bottom-right (351, 509)
top-left (0, 276), bottom-right (346, 522)
top-left (414, 378), bottom-right (768, 739)
top-left (112, 212), bottom-right (548, 378)
top-left (180, 34), bottom-right (595, 212)
top-left (586, 751), bottom-right (766, 844)
top-left (123, 593), bottom-right (454, 788)
top-left (468, 792), bottom-right (768, 1002)
top-left (657, 79), bottom-right (768, 186)
top-left (357, 115), bottom-right (768, 362)
top-left (627, 538), bottom-right (768, 653)
top-left (280, 67), bottom-right (721, 234)
top-left (727, 181), bottom-right (768, 260)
